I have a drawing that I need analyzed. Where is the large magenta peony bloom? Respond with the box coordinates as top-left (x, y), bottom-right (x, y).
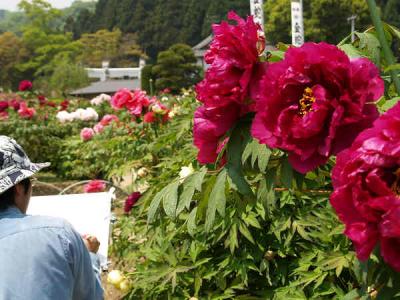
top-left (194, 11), bottom-right (266, 164)
top-left (193, 103), bottom-right (243, 164)
top-left (111, 88), bottom-right (151, 116)
top-left (18, 80), bottom-right (33, 91)
top-left (195, 11), bottom-right (265, 109)
top-left (251, 42), bottom-right (384, 173)
top-left (330, 102), bottom-right (400, 271)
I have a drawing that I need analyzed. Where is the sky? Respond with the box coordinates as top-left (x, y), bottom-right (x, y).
top-left (0, 0), bottom-right (77, 11)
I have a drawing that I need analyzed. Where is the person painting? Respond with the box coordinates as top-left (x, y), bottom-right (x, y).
top-left (0, 136), bottom-right (103, 299)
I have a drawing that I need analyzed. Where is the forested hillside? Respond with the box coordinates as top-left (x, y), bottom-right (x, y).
top-left (70, 0), bottom-right (249, 59)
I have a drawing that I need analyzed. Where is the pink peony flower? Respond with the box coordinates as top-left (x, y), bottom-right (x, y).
top-left (100, 114), bottom-right (119, 126)
top-left (84, 180), bottom-right (106, 193)
top-left (93, 123), bottom-right (105, 134)
top-left (195, 11), bottom-right (265, 109)
top-left (193, 103), bottom-right (242, 164)
top-left (0, 111), bottom-right (8, 120)
top-left (124, 192), bottom-right (141, 213)
top-left (251, 42), bottom-right (384, 173)
top-left (161, 88), bottom-right (171, 94)
top-left (80, 127), bottom-right (95, 141)
top-left (0, 101), bottom-right (9, 112)
top-left (330, 102), bottom-right (400, 271)
top-left (18, 102), bottom-right (36, 119)
top-left (18, 80), bottom-right (33, 91)
top-left (111, 88), bottom-right (150, 116)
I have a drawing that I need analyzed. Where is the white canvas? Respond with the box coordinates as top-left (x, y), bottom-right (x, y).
top-left (27, 191), bottom-right (113, 268)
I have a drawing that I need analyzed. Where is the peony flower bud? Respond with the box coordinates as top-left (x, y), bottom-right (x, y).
top-left (107, 270), bottom-right (124, 286)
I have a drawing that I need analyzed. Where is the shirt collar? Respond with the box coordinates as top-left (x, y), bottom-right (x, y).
top-left (0, 206), bottom-right (24, 217)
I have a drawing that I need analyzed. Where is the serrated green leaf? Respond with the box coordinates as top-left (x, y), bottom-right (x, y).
top-left (281, 159), bottom-right (293, 189)
top-left (162, 181), bottom-right (179, 219)
top-left (187, 207), bottom-right (197, 237)
top-left (239, 221), bottom-right (255, 244)
top-left (205, 169), bottom-right (227, 232)
top-left (176, 168), bottom-right (207, 215)
top-left (147, 186), bottom-right (166, 223)
top-left (339, 44), bottom-right (364, 58)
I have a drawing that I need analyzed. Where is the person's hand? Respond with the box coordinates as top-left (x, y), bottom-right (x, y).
top-left (82, 234), bottom-right (100, 253)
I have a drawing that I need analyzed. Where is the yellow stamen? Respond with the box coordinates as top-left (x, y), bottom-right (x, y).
top-left (391, 169), bottom-right (400, 195)
top-left (299, 87), bottom-right (316, 116)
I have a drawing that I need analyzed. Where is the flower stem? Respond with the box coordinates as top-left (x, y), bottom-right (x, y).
top-left (366, 0), bottom-right (400, 95)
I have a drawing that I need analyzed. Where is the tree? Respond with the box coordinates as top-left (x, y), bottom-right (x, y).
top-left (78, 29), bottom-right (122, 67)
top-left (264, 0), bottom-right (370, 45)
top-left (152, 44), bottom-right (201, 93)
top-left (0, 32), bottom-right (27, 88)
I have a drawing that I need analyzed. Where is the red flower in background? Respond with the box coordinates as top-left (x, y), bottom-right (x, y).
top-left (124, 192), bottom-right (141, 213)
top-left (251, 42), bottom-right (384, 173)
top-left (330, 102), bottom-right (400, 272)
top-left (38, 95), bottom-right (47, 105)
top-left (143, 111), bottom-right (156, 123)
top-left (18, 102), bottom-right (36, 119)
top-left (193, 11), bottom-right (265, 164)
top-left (9, 99), bottom-right (20, 111)
top-left (60, 100), bottom-right (69, 111)
top-left (0, 101), bottom-right (8, 112)
top-left (18, 80), bottom-right (33, 92)
top-left (161, 88), bottom-right (171, 94)
top-left (84, 180), bottom-right (106, 193)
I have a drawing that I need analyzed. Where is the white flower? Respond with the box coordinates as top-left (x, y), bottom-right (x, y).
top-left (81, 107), bottom-right (99, 121)
top-left (168, 111), bottom-right (175, 118)
top-left (118, 280), bottom-right (131, 292)
top-left (137, 181), bottom-right (150, 193)
top-left (90, 93), bottom-right (111, 106)
top-left (137, 167), bottom-right (148, 178)
top-left (56, 111), bottom-right (73, 123)
top-left (151, 103), bottom-right (164, 114)
top-left (179, 164), bottom-right (194, 182)
top-left (161, 96), bottom-right (168, 102)
top-left (107, 270), bottom-right (124, 286)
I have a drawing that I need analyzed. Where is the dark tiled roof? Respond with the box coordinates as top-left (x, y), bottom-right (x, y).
top-left (70, 79), bottom-right (140, 96)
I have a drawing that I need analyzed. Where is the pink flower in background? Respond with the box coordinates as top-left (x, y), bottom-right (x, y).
top-left (84, 180), bottom-right (106, 193)
top-left (111, 88), bottom-right (150, 116)
top-left (93, 123), bottom-right (105, 134)
top-left (100, 114), bottom-right (119, 126)
top-left (0, 111), bottom-right (8, 120)
top-left (330, 102), bottom-right (400, 271)
top-left (161, 88), bottom-right (171, 94)
top-left (18, 102), bottom-right (36, 119)
top-left (18, 80), bottom-right (33, 91)
top-left (124, 192), bottom-right (142, 213)
top-left (80, 127), bottom-right (95, 141)
top-left (251, 42), bottom-right (384, 173)
top-left (0, 101), bottom-right (8, 112)
top-left (195, 11), bottom-right (265, 109)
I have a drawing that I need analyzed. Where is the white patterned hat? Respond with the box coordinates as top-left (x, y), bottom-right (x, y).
top-left (0, 136), bottom-right (50, 194)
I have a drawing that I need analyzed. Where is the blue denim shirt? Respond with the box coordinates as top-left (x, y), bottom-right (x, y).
top-left (0, 206), bottom-right (104, 299)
